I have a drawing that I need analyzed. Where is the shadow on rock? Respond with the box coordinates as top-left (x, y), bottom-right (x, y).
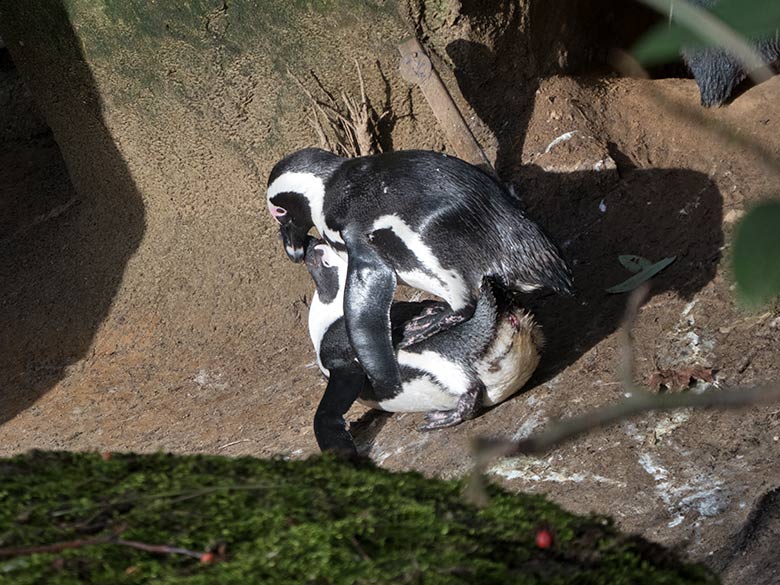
top-left (447, 38), bottom-right (539, 177)
top-left (350, 409), bottom-right (393, 455)
top-left (513, 153), bottom-right (723, 385)
top-left (717, 486), bottom-right (780, 584)
top-left (446, 3), bottom-right (659, 175)
top-left (0, 2), bottom-right (145, 424)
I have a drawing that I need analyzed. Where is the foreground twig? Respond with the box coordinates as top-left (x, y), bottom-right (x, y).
top-left (466, 284), bottom-right (780, 505)
top-left (473, 383), bottom-right (780, 461)
top-left (0, 537), bottom-right (110, 557)
top-left (618, 284), bottom-right (649, 391)
top-left (0, 536), bottom-right (206, 560)
top-left (116, 539), bottom-right (204, 559)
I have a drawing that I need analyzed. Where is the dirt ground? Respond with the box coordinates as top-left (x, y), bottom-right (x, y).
top-left (2, 23), bottom-right (780, 585)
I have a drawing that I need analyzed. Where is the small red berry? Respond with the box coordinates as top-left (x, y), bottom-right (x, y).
top-left (200, 552), bottom-right (215, 564)
top-left (535, 529), bottom-right (553, 549)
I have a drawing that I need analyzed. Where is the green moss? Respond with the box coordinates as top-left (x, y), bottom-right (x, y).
top-left (0, 451), bottom-right (716, 584)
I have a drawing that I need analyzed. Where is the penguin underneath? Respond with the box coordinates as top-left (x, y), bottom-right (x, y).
top-left (267, 148), bottom-right (570, 404)
top-left (305, 237), bottom-right (543, 456)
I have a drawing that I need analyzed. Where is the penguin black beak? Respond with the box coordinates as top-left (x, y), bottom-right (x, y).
top-left (286, 246), bottom-right (305, 263)
top-left (280, 224), bottom-right (308, 263)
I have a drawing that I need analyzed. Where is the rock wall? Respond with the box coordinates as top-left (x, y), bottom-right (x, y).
top-left (0, 0), bottom-right (655, 426)
top-left (0, 0), bottom-right (428, 427)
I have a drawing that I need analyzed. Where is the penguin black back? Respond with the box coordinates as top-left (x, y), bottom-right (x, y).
top-left (325, 150), bottom-right (573, 296)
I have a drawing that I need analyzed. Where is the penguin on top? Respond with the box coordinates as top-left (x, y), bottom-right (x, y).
top-left (266, 148), bottom-right (572, 401)
top-left (304, 237), bottom-right (543, 456)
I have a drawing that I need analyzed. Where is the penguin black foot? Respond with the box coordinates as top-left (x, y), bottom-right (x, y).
top-left (313, 365), bottom-right (365, 458)
top-left (420, 384), bottom-right (483, 430)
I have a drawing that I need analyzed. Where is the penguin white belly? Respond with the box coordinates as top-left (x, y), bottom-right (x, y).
top-left (360, 349), bottom-right (467, 412)
top-left (308, 291), bottom-right (343, 377)
top-left (364, 376), bottom-right (460, 412)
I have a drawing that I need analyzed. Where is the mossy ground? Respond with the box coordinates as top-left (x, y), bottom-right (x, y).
top-left (0, 451), bottom-right (716, 584)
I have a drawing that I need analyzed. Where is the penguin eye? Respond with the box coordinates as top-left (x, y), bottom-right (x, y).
top-left (321, 255), bottom-right (333, 268)
top-left (269, 205), bottom-right (287, 223)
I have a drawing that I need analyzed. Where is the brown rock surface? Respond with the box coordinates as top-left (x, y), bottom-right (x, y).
top-left (1, 3), bottom-right (779, 583)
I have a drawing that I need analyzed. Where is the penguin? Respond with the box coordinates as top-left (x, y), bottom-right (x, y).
top-left (267, 148), bottom-right (570, 402)
top-left (682, 0), bottom-right (779, 107)
top-left (305, 237), bottom-right (543, 456)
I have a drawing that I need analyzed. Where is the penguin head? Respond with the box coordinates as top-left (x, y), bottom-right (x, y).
top-left (266, 148), bottom-right (343, 263)
top-left (268, 190), bottom-right (313, 263)
top-left (304, 237), bottom-right (347, 305)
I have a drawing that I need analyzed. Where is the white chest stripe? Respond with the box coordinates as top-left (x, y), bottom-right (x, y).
top-left (398, 350), bottom-right (469, 395)
top-left (371, 214), bottom-right (470, 310)
top-left (323, 226), bottom-right (344, 245)
top-left (397, 269), bottom-right (450, 304)
top-left (308, 291), bottom-right (344, 377)
top-left (376, 376), bottom-right (459, 412)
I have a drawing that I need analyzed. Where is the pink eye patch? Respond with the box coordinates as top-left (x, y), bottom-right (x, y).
top-left (269, 205), bottom-right (287, 222)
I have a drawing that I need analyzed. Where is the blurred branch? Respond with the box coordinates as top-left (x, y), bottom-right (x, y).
top-left (637, 0), bottom-right (775, 84)
top-left (467, 285), bottom-right (780, 504)
top-left (473, 384), bottom-right (780, 461)
top-left (0, 536), bottom-right (206, 560)
top-left (618, 283), bottom-right (649, 392)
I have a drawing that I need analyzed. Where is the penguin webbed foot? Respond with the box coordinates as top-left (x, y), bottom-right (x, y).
top-left (420, 384), bottom-right (483, 431)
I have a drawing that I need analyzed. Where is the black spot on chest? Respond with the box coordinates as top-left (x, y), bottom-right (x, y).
top-left (319, 318), bottom-right (355, 371)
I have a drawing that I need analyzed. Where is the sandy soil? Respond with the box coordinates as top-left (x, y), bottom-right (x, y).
top-left (2, 40), bottom-right (780, 584)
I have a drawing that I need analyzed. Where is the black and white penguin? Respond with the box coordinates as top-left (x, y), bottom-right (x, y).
top-left (682, 0), bottom-right (779, 107)
top-left (267, 148), bottom-right (570, 401)
top-left (305, 238), bottom-right (543, 455)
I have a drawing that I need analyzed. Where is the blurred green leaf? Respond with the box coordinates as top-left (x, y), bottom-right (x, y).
top-left (733, 200), bottom-right (780, 307)
top-left (619, 254), bottom-right (653, 273)
top-left (606, 256), bottom-right (677, 294)
top-left (633, 0), bottom-right (780, 66)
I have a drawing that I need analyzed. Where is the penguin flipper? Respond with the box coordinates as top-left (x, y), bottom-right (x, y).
top-left (343, 230), bottom-right (402, 394)
top-left (313, 363), bottom-right (365, 457)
